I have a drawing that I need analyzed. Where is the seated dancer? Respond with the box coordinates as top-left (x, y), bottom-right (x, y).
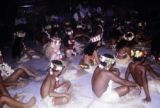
top-left (65, 28), bottom-right (77, 58)
top-left (43, 37), bottom-right (63, 61)
top-left (12, 30), bottom-right (40, 63)
top-left (92, 53), bottom-right (138, 103)
top-left (35, 24), bottom-right (52, 45)
top-left (0, 51), bottom-right (43, 85)
top-left (80, 43), bottom-right (100, 69)
top-left (0, 74), bottom-right (36, 108)
top-left (40, 60), bottom-right (71, 107)
top-left (125, 49), bottom-right (160, 103)
top-left (115, 40), bottom-right (132, 64)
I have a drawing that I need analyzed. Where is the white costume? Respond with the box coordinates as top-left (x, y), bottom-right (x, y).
top-left (43, 96), bottom-right (54, 108)
top-left (99, 80), bottom-right (120, 103)
top-left (114, 55), bottom-right (131, 65)
top-left (148, 79), bottom-right (160, 94)
top-left (0, 63), bottom-right (14, 79)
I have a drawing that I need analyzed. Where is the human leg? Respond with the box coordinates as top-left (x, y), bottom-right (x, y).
top-left (115, 86), bottom-right (129, 97)
top-left (0, 96), bottom-right (36, 108)
top-left (41, 75), bottom-right (54, 98)
top-left (60, 81), bottom-right (71, 92)
top-left (0, 83), bottom-right (10, 97)
top-left (53, 94), bottom-right (71, 105)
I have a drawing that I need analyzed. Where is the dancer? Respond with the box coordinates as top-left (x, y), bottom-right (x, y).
top-left (40, 60), bottom-right (71, 107)
top-left (92, 53), bottom-right (138, 103)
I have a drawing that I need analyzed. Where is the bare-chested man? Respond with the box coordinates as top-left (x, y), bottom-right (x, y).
top-left (40, 60), bottom-right (71, 107)
top-left (92, 53), bottom-right (138, 103)
top-left (125, 49), bottom-right (160, 103)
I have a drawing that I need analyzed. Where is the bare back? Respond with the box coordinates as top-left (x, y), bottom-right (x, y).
top-left (92, 67), bottom-right (110, 97)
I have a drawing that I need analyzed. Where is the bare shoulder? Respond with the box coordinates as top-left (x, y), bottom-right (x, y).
top-left (136, 65), bottom-right (145, 72)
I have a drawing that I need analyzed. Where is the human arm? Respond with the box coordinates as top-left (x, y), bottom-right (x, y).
top-left (125, 64), bottom-right (131, 80)
top-left (145, 64), bottom-right (160, 79)
top-left (108, 72), bottom-right (137, 87)
top-left (142, 68), bottom-right (151, 102)
top-left (3, 82), bottom-right (20, 87)
top-left (49, 92), bottom-right (70, 97)
top-left (110, 67), bottom-right (120, 76)
top-left (93, 50), bottom-right (100, 64)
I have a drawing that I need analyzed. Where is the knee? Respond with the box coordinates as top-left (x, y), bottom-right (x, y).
top-left (62, 96), bottom-right (70, 104)
top-left (124, 86), bottom-right (129, 93)
top-left (114, 71), bottom-right (120, 76)
top-left (0, 96), bottom-right (7, 103)
top-left (15, 68), bottom-right (24, 73)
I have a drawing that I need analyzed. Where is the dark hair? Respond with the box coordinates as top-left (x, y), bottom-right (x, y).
top-left (84, 43), bottom-right (97, 56)
top-left (103, 53), bottom-right (114, 59)
top-left (116, 39), bottom-right (133, 51)
top-left (51, 60), bottom-right (62, 66)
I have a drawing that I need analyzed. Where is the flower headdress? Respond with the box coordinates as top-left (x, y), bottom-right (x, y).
top-left (49, 60), bottom-right (63, 75)
top-left (122, 32), bottom-right (134, 41)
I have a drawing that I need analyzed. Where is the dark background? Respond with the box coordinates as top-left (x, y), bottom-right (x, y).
top-left (0, 0), bottom-right (160, 49)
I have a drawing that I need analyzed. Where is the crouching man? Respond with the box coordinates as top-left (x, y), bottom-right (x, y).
top-left (91, 53), bottom-right (139, 103)
top-left (40, 60), bottom-right (71, 107)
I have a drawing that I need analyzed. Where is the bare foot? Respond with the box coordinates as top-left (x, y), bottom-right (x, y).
top-left (24, 97), bottom-right (36, 108)
top-left (14, 92), bottom-right (26, 101)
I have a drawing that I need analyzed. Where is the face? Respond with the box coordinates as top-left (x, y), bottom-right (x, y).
top-left (51, 38), bottom-right (61, 48)
top-left (117, 48), bottom-right (128, 57)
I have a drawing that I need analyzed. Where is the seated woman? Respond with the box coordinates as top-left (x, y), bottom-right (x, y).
top-left (80, 43), bottom-right (100, 70)
top-left (40, 60), bottom-right (71, 107)
top-left (43, 37), bottom-right (64, 61)
top-left (0, 51), bottom-right (44, 86)
top-left (115, 40), bottom-right (132, 65)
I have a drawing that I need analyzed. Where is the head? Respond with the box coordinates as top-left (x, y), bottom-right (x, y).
top-left (44, 24), bottom-right (52, 32)
top-left (49, 60), bottom-right (63, 76)
top-left (65, 28), bottom-right (74, 36)
top-left (99, 53), bottom-right (115, 70)
top-left (50, 37), bottom-right (61, 49)
top-left (122, 32), bottom-right (134, 41)
top-left (84, 43), bottom-right (97, 56)
top-left (131, 49), bottom-right (146, 63)
top-left (14, 31), bottom-right (26, 38)
top-left (116, 40), bottom-right (130, 58)
top-left (0, 51), bottom-right (3, 64)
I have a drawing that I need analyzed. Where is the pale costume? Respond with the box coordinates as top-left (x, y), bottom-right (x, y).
top-left (148, 79), bottom-right (160, 94)
top-left (0, 63), bottom-right (14, 79)
top-left (43, 37), bottom-right (63, 61)
top-left (99, 80), bottom-right (120, 103)
top-left (114, 55), bottom-right (131, 65)
top-left (42, 96), bottom-right (54, 108)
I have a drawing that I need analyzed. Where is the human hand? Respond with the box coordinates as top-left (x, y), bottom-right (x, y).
top-left (135, 84), bottom-right (141, 90)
